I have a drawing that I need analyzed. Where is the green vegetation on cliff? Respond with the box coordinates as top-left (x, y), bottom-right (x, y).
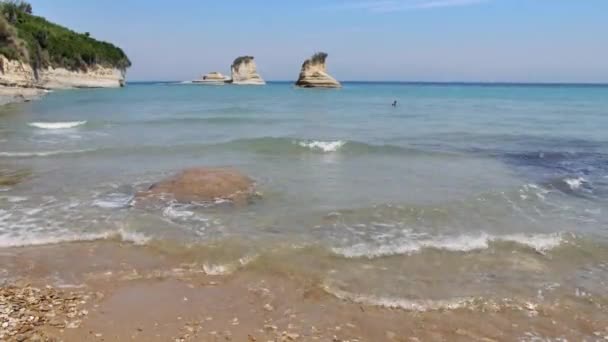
top-left (0, 1), bottom-right (130, 71)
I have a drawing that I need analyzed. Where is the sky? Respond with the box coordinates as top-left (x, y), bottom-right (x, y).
top-left (27, 0), bottom-right (608, 83)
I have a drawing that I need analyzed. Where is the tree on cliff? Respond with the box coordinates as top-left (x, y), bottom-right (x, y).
top-left (0, 0), bottom-right (130, 72)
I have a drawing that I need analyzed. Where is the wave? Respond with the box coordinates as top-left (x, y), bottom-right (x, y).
top-left (0, 149), bottom-right (93, 158)
top-left (297, 140), bottom-right (346, 152)
top-left (28, 121), bottom-right (87, 129)
top-left (202, 255), bottom-right (258, 275)
top-left (92, 193), bottom-right (134, 209)
top-left (331, 232), bottom-right (566, 259)
top-left (500, 150), bottom-right (608, 197)
top-left (0, 196), bottom-right (28, 203)
top-left (215, 137), bottom-right (437, 156)
top-left (323, 284), bottom-right (545, 314)
top-left (0, 228), bottom-right (151, 248)
top-left (323, 284), bottom-right (477, 312)
top-left (138, 116), bottom-right (281, 126)
top-left (0, 138), bottom-right (443, 159)
top-left (563, 177), bottom-right (587, 191)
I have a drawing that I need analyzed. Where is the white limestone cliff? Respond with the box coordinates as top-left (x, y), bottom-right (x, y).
top-left (0, 55), bottom-right (126, 105)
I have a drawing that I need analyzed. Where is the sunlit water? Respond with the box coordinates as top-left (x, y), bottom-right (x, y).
top-left (1, 82), bottom-right (608, 312)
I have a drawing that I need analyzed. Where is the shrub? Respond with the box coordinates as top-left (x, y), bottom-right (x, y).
top-left (0, 1), bottom-right (130, 71)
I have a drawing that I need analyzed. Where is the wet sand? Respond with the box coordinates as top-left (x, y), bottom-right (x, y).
top-left (1, 241), bottom-right (607, 341)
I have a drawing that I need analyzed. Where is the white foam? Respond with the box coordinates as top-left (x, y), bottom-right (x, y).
top-left (332, 232), bottom-right (565, 258)
top-left (564, 177), bottom-right (586, 191)
top-left (202, 255), bottom-right (257, 276)
top-left (297, 140), bottom-right (346, 152)
top-left (323, 284), bottom-right (476, 312)
top-left (0, 228), bottom-right (151, 248)
top-left (163, 206), bottom-right (194, 219)
top-left (0, 196), bottom-right (28, 203)
top-left (92, 193), bottom-right (133, 209)
top-left (28, 121), bottom-right (87, 129)
top-left (0, 149), bottom-right (92, 158)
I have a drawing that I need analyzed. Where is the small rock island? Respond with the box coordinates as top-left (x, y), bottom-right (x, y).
top-left (229, 56), bottom-right (265, 85)
top-left (295, 52), bottom-right (341, 88)
top-left (193, 71), bottom-right (228, 85)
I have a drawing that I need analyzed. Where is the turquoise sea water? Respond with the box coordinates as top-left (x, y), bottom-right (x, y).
top-left (1, 82), bottom-right (608, 310)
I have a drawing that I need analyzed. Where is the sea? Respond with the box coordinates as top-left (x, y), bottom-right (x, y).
top-left (1, 81), bottom-right (608, 320)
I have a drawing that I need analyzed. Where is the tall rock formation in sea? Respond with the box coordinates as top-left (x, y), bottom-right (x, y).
top-left (229, 56), bottom-right (265, 85)
top-left (295, 52), bottom-right (341, 88)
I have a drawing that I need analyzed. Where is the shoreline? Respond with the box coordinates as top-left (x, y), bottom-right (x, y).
top-left (0, 86), bottom-right (47, 106)
top-left (1, 240), bottom-right (606, 341)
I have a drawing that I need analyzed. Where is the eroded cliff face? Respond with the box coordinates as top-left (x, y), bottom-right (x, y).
top-left (230, 56), bottom-right (265, 85)
top-left (0, 56), bottom-right (38, 88)
top-left (0, 55), bottom-right (125, 89)
top-left (0, 55), bottom-right (126, 104)
top-left (38, 65), bottom-right (125, 89)
top-left (295, 52), bottom-right (341, 88)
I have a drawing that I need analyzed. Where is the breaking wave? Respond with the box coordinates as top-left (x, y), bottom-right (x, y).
top-left (296, 140), bottom-right (346, 152)
top-left (0, 149), bottom-right (93, 158)
top-left (563, 177), bottom-right (587, 191)
top-left (0, 228), bottom-right (151, 248)
top-left (332, 232), bottom-right (566, 259)
top-left (202, 255), bottom-right (258, 275)
top-left (28, 121), bottom-right (87, 129)
top-left (323, 284), bottom-right (477, 312)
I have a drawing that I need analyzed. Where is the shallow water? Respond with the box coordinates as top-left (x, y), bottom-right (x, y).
top-left (1, 82), bottom-right (608, 315)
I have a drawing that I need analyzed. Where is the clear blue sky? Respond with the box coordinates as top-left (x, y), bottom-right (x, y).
top-left (29, 0), bottom-right (608, 82)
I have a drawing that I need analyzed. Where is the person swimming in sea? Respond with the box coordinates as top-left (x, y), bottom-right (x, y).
top-left (392, 100), bottom-right (397, 107)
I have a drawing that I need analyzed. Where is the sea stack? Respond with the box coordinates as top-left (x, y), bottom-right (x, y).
top-left (295, 52), bottom-right (341, 88)
top-left (229, 56), bottom-right (265, 85)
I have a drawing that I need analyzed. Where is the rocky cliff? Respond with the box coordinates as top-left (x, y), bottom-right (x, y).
top-left (0, 55), bottom-right (125, 89)
top-left (229, 56), bottom-right (265, 85)
top-left (0, 2), bottom-right (130, 105)
top-left (0, 55), bottom-right (125, 104)
top-left (295, 52), bottom-right (341, 88)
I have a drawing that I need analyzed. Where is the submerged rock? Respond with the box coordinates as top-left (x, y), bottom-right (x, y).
top-left (229, 56), bottom-right (265, 85)
top-left (0, 168), bottom-right (30, 186)
top-left (295, 52), bottom-right (341, 88)
top-left (135, 167), bottom-right (256, 205)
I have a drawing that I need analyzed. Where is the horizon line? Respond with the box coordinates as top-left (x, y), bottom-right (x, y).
top-left (128, 80), bottom-right (608, 86)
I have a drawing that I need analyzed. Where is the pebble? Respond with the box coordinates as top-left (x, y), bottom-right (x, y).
top-left (0, 285), bottom-right (89, 340)
top-left (264, 324), bottom-right (278, 332)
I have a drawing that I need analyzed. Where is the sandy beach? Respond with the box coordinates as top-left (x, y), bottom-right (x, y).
top-left (1, 241), bottom-right (606, 341)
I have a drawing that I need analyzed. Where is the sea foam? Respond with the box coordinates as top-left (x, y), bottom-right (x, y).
top-left (202, 255), bottom-right (258, 275)
top-left (332, 232), bottom-right (566, 258)
top-left (0, 149), bottom-right (92, 158)
top-left (323, 284), bottom-right (477, 312)
top-left (563, 177), bottom-right (586, 191)
top-left (28, 121), bottom-right (87, 129)
top-left (92, 193), bottom-right (133, 209)
top-left (296, 140), bottom-right (346, 152)
top-left (0, 228), bottom-right (151, 248)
